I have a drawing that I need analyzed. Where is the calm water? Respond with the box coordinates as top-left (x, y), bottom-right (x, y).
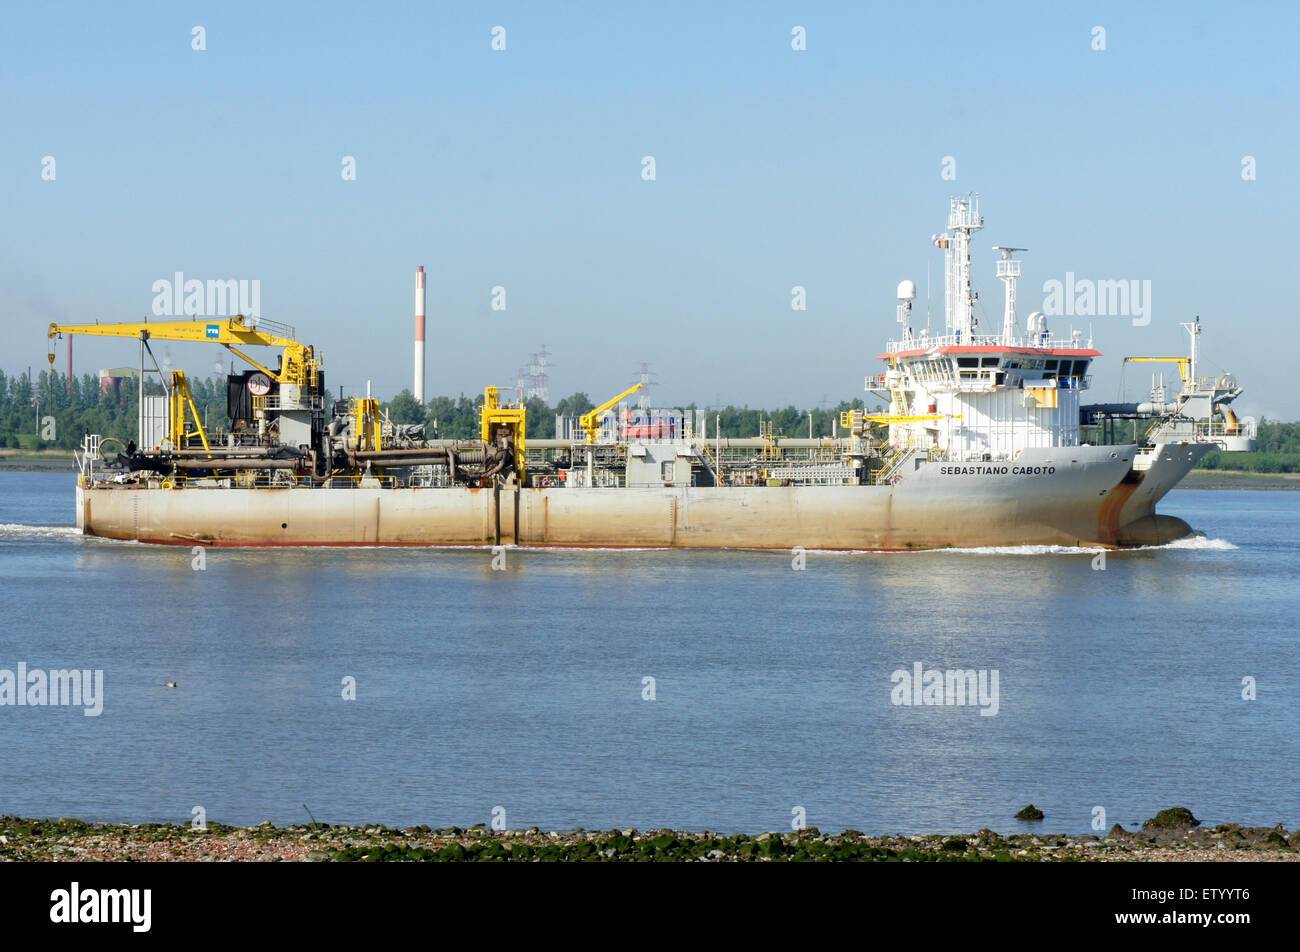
top-left (0, 470), bottom-right (1296, 835)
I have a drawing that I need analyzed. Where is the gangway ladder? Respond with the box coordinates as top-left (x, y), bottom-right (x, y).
top-left (875, 443), bottom-right (919, 485)
top-left (694, 439), bottom-right (720, 484)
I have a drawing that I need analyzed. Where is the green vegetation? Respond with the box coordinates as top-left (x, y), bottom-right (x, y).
top-left (1198, 451), bottom-right (1300, 473)
top-left (1197, 421), bottom-right (1300, 473)
top-left (0, 367), bottom-right (869, 449)
top-left (5, 366), bottom-right (1297, 474)
top-left (4, 814), bottom-right (1295, 862)
top-left (0, 368), bottom-right (195, 450)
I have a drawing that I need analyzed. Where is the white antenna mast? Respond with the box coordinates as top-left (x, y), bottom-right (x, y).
top-left (946, 195), bottom-right (984, 340)
top-left (1181, 315), bottom-right (1201, 386)
top-left (992, 246), bottom-right (1026, 345)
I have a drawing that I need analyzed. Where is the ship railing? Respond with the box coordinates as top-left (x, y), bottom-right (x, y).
top-left (884, 333), bottom-right (1092, 353)
top-left (1188, 374), bottom-right (1234, 393)
top-left (241, 316), bottom-right (296, 340)
top-left (941, 450), bottom-right (1016, 463)
top-left (75, 433), bottom-right (101, 478)
top-left (156, 471), bottom-right (334, 489)
top-left (1192, 419), bottom-right (1256, 440)
top-left (260, 393), bottom-right (324, 411)
top-left (179, 472), bottom-right (405, 490)
top-left (323, 474), bottom-right (400, 488)
top-left (183, 431), bottom-right (265, 449)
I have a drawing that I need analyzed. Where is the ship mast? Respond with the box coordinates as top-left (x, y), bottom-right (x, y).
top-left (1182, 315), bottom-right (1200, 388)
top-left (946, 195), bottom-right (984, 341)
top-left (992, 246), bottom-right (1026, 345)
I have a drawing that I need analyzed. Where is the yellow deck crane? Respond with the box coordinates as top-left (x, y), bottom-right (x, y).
top-left (47, 314), bottom-right (320, 454)
top-left (580, 382), bottom-right (644, 444)
top-left (1124, 355), bottom-right (1191, 384)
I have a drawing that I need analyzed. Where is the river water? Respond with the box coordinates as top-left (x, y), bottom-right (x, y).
top-left (0, 471), bottom-right (1295, 834)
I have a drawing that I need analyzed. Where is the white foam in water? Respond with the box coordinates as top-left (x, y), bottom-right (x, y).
top-left (0, 524), bottom-right (1236, 554)
top-left (0, 523), bottom-right (82, 539)
top-left (918, 534), bottom-right (1238, 555)
top-left (925, 544), bottom-right (1106, 556)
top-left (1145, 534), bottom-right (1238, 551)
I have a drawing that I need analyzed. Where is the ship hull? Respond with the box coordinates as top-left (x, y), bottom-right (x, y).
top-left (76, 444), bottom-right (1209, 550)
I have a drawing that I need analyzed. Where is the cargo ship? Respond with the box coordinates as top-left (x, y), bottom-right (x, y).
top-left (52, 198), bottom-right (1253, 550)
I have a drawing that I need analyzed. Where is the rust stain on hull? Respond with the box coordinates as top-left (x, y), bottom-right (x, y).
top-left (1098, 471), bottom-right (1145, 543)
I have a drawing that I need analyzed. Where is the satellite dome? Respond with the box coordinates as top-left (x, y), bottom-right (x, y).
top-left (897, 280), bottom-right (917, 302)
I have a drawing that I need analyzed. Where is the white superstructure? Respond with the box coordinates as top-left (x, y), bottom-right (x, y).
top-left (871, 196), bottom-right (1095, 459)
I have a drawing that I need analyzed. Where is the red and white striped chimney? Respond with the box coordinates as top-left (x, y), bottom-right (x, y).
top-left (414, 266), bottom-right (426, 403)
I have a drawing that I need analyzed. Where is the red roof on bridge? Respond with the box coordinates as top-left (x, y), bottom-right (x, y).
top-left (877, 345), bottom-right (1103, 361)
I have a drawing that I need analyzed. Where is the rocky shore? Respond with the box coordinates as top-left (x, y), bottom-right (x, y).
top-left (2, 815), bottom-right (1296, 862)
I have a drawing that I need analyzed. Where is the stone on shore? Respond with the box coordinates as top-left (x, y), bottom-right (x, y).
top-left (1142, 807), bottom-right (1199, 831)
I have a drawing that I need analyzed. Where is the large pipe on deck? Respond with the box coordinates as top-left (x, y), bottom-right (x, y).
top-left (175, 447), bottom-right (272, 457)
top-left (171, 457), bottom-right (300, 470)
top-left (352, 447), bottom-right (450, 459)
top-left (523, 437), bottom-right (846, 450)
top-left (347, 455), bottom-right (450, 469)
top-left (1216, 403), bottom-right (1240, 435)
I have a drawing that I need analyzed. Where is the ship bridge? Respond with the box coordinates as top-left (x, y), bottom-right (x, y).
top-left (874, 201), bottom-right (1097, 460)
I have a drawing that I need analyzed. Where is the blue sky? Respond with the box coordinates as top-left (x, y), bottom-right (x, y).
top-left (3, 1), bottom-right (1294, 418)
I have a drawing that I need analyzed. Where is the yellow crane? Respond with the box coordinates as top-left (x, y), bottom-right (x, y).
top-left (47, 314), bottom-right (318, 387)
top-left (47, 314), bottom-right (320, 454)
top-left (580, 382), bottom-right (644, 443)
top-left (1124, 356), bottom-right (1191, 384)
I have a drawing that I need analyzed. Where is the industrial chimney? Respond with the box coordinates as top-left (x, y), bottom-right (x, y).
top-left (414, 266), bottom-right (426, 404)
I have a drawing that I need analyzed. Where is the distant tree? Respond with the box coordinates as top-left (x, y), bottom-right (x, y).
top-left (524, 396), bottom-right (555, 438)
top-left (554, 392), bottom-right (594, 418)
top-left (386, 389), bottom-right (426, 425)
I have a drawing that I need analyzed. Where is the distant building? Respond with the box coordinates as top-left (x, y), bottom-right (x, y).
top-left (99, 366), bottom-right (140, 400)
